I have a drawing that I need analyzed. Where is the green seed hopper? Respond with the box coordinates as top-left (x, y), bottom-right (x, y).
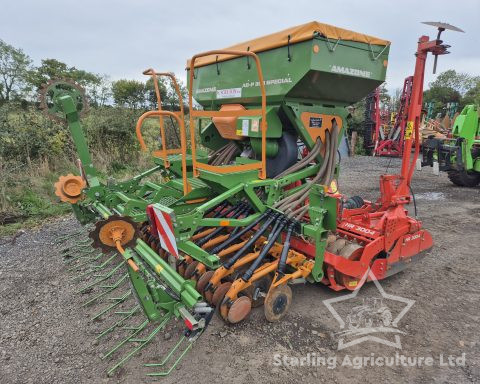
top-left (187, 21), bottom-right (389, 175)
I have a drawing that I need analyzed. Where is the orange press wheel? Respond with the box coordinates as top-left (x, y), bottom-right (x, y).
top-left (184, 261), bottom-right (199, 279)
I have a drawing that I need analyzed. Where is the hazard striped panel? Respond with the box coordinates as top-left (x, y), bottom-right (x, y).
top-left (146, 204), bottom-right (179, 258)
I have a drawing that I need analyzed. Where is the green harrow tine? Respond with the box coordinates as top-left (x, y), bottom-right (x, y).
top-left (102, 319), bottom-right (148, 360)
top-left (90, 290), bottom-right (131, 321)
top-left (68, 253), bottom-right (103, 272)
top-left (77, 261), bottom-right (125, 294)
top-left (82, 273), bottom-right (129, 307)
top-left (61, 238), bottom-right (92, 253)
top-left (105, 314), bottom-right (172, 377)
top-left (72, 253), bottom-right (118, 282)
top-left (145, 335), bottom-right (194, 377)
top-left (54, 229), bottom-right (86, 244)
top-left (96, 306), bottom-right (140, 340)
top-left (90, 253), bottom-right (118, 270)
top-left (63, 247), bottom-right (96, 263)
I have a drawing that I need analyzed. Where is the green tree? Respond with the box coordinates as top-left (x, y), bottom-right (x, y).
top-left (0, 40), bottom-right (32, 102)
top-left (461, 79), bottom-right (480, 106)
top-left (111, 79), bottom-right (146, 109)
top-left (422, 70), bottom-right (477, 117)
top-left (28, 58), bottom-right (101, 90)
top-left (429, 69), bottom-right (478, 95)
top-left (88, 74), bottom-right (111, 107)
top-left (145, 77), bottom-right (168, 109)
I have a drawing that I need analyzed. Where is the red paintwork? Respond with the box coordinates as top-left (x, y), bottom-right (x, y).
top-left (373, 77), bottom-right (413, 157)
top-left (289, 33), bottom-right (446, 291)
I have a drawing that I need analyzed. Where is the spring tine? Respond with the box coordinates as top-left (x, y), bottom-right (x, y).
top-left (90, 253), bottom-right (118, 269)
top-left (102, 319), bottom-right (149, 360)
top-left (54, 228), bottom-right (86, 244)
top-left (90, 290), bottom-right (131, 320)
top-left (68, 253), bottom-right (103, 272)
top-left (145, 336), bottom-right (194, 377)
top-left (63, 247), bottom-right (97, 263)
top-left (72, 253), bottom-right (118, 282)
top-left (145, 335), bottom-right (185, 367)
top-left (77, 261), bottom-right (125, 294)
top-left (96, 306), bottom-right (140, 340)
top-left (61, 238), bottom-right (92, 253)
top-left (106, 314), bottom-right (172, 377)
top-left (83, 274), bottom-right (129, 307)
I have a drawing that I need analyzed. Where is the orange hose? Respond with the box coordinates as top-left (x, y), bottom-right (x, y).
top-left (115, 240), bottom-right (139, 272)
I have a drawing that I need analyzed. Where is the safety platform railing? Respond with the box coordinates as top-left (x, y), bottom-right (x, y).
top-left (136, 71), bottom-right (191, 196)
top-left (136, 70), bottom-right (185, 168)
top-left (188, 50), bottom-right (268, 180)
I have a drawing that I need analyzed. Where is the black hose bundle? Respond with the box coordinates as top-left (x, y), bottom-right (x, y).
top-left (272, 122), bottom-right (339, 220)
top-left (208, 142), bottom-right (239, 166)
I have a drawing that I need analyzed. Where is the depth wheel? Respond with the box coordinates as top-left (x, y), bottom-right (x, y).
top-left (226, 296), bottom-right (252, 324)
top-left (264, 284), bottom-right (292, 322)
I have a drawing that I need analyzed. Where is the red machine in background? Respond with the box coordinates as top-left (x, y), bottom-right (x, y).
top-left (363, 77), bottom-right (413, 157)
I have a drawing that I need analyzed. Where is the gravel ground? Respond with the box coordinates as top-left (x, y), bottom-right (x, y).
top-left (1, 155), bottom-right (479, 384)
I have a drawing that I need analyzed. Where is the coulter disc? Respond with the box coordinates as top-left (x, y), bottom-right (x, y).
top-left (89, 215), bottom-right (138, 253)
top-left (212, 282), bottom-right (232, 307)
top-left (264, 284), bottom-right (292, 322)
top-left (196, 270), bottom-right (215, 296)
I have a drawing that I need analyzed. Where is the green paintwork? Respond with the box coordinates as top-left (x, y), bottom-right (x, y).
top-left (188, 38), bottom-right (388, 107)
top-left (450, 105), bottom-right (480, 172)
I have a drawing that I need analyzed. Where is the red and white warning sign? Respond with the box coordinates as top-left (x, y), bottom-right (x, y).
top-left (146, 204), bottom-right (179, 258)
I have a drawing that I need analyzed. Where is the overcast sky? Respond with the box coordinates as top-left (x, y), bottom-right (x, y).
top-left (1, 0), bottom-right (479, 93)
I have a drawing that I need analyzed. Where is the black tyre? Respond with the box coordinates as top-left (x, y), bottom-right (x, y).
top-left (447, 170), bottom-right (480, 187)
top-left (264, 131), bottom-right (298, 178)
top-left (447, 147), bottom-right (480, 187)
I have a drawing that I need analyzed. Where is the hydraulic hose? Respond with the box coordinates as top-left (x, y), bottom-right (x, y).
top-left (205, 200), bottom-right (229, 216)
top-left (241, 217), bottom-right (288, 281)
top-left (221, 212), bottom-right (280, 269)
top-left (195, 203), bottom-right (247, 247)
top-left (193, 201), bottom-right (229, 235)
top-left (283, 123), bottom-right (339, 213)
top-left (209, 209), bottom-right (272, 255)
top-left (321, 123), bottom-right (339, 186)
top-left (277, 221), bottom-right (295, 274)
top-left (229, 205), bottom-right (252, 237)
top-left (276, 131), bottom-right (331, 208)
top-left (274, 138), bottom-right (323, 179)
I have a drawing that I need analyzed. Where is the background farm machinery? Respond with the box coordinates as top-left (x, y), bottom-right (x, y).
top-left (421, 104), bottom-right (480, 186)
top-left (45, 21), bottom-right (457, 377)
top-left (362, 76), bottom-right (413, 157)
